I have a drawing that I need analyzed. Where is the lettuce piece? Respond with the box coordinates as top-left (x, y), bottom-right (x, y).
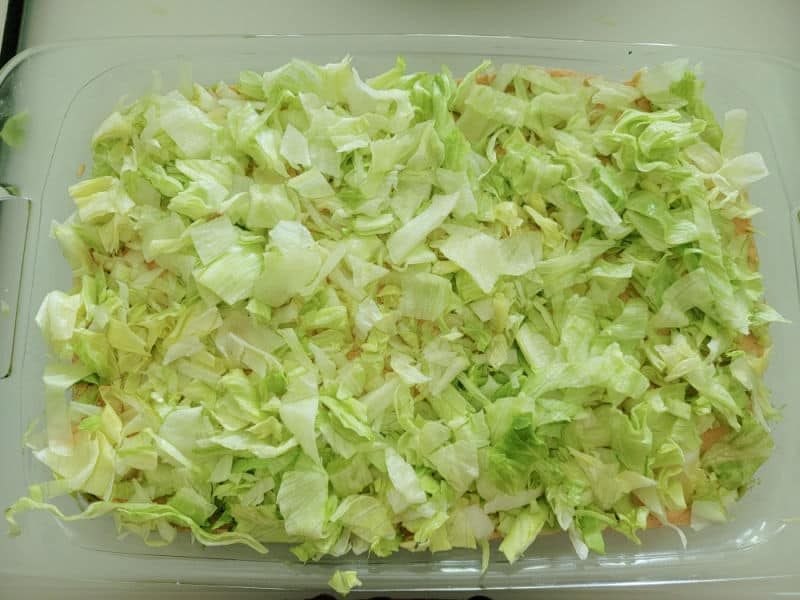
top-left (486, 413), bottom-right (543, 494)
top-left (6, 498), bottom-right (267, 553)
top-left (189, 216), bottom-right (238, 264)
top-left (701, 414), bottom-right (773, 490)
top-left (159, 92), bottom-right (219, 158)
top-left (280, 124), bottom-right (312, 168)
top-left (197, 432), bottom-right (298, 459)
top-left (69, 177), bottom-right (135, 224)
top-left (0, 111), bottom-right (29, 148)
top-left (398, 273), bottom-right (453, 321)
top-left (194, 246), bottom-right (262, 305)
top-left (247, 184), bottom-right (296, 229)
top-left (571, 181), bottom-right (625, 235)
top-left (328, 570), bottom-right (362, 596)
top-left (386, 193), bottom-right (457, 264)
top-left (330, 494), bottom-right (395, 544)
top-left (167, 487), bottom-right (216, 525)
top-left (231, 504), bottom-right (297, 543)
top-left (429, 440), bottom-right (479, 493)
top-left (498, 503), bottom-right (548, 563)
top-left (439, 230), bottom-right (538, 293)
top-left (385, 447), bottom-right (426, 505)
top-left (35, 291), bottom-right (81, 343)
top-left (277, 463), bottom-right (329, 540)
top-left (279, 397), bottom-right (320, 464)
top-left (288, 168), bottom-right (335, 199)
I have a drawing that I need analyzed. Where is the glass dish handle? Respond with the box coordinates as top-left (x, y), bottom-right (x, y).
top-left (0, 190), bottom-right (31, 378)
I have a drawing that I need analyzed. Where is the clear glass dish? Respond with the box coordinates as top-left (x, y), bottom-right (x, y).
top-left (1, 34), bottom-right (798, 594)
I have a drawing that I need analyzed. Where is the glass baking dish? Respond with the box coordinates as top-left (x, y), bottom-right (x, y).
top-left (1, 34), bottom-right (798, 594)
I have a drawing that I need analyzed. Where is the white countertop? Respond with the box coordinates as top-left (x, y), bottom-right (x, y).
top-left (18, 0), bottom-right (800, 61)
top-left (6, 1), bottom-right (799, 598)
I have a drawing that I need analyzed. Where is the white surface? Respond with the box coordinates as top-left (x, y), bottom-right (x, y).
top-left (18, 0), bottom-right (800, 61)
top-left (7, 1), bottom-right (800, 599)
top-left (4, 575), bottom-right (797, 600)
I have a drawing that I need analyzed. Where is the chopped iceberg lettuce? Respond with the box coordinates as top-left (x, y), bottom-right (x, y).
top-left (7, 58), bottom-right (781, 584)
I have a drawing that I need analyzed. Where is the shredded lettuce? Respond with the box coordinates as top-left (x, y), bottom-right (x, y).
top-left (7, 57), bottom-right (782, 581)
